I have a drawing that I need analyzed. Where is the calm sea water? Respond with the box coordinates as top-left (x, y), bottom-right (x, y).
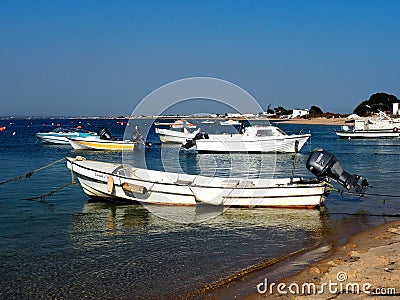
top-left (0, 118), bottom-right (399, 299)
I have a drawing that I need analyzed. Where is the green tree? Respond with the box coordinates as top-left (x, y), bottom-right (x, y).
top-left (274, 106), bottom-right (291, 115)
top-left (309, 105), bottom-right (323, 115)
top-left (354, 93), bottom-right (400, 116)
top-left (266, 104), bottom-right (275, 114)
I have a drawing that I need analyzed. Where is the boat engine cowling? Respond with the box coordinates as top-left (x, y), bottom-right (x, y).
top-left (181, 132), bottom-right (209, 149)
top-left (182, 139), bottom-right (196, 149)
top-left (97, 127), bottom-right (112, 140)
top-left (306, 148), bottom-right (364, 192)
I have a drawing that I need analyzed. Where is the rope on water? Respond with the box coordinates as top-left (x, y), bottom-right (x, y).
top-left (0, 157), bottom-right (68, 186)
top-left (327, 186), bottom-right (400, 199)
top-left (22, 182), bottom-right (77, 202)
top-left (0, 156), bottom-right (78, 204)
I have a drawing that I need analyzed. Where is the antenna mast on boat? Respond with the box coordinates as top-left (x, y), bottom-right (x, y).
top-left (290, 140), bottom-right (299, 184)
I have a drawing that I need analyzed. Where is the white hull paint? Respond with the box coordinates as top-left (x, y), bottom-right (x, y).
top-left (335, 130), bottom-right (400, 139)
top-left (36, 135), bottom-right (72, 144)
top-left (36, 132), bottom-right (96, 145)
top-left (67, 157), bottom-right (325, 208)
top-left (196, 134), bottom-right (310, 153)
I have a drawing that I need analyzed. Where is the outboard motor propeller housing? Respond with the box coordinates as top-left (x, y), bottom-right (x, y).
top-left (306, 148), bottom-right (365, 192)
top-left (97, 127), bottom-right (112, 140)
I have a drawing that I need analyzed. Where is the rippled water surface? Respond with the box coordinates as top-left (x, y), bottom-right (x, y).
top-left (0, 118), bottom-right (399, 299)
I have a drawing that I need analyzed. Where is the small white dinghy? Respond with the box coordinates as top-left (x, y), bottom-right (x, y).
top-left (155, 127), bottom-right (201, 144)
top-left (67, 148), bottom-right (366, 209)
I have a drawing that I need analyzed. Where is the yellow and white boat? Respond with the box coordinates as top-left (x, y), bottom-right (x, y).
top-left (68, 136), bottom-right (137, 151)
top-left (67, 127), bottom-right (145, 151)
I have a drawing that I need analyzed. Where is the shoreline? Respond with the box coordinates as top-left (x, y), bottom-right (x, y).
top-left (0, 115), bottom-right (352, 126)
top-left (208, 219), bottom-right (400, 299)
top-left (272, 117), bottom-right (351, 126)
top-left (257, 219), bottom-right (400, 299)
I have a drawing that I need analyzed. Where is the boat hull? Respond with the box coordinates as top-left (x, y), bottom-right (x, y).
top-left (67, 157), bottom-right (325, 208)
top-left (335, 130), bottom-right (400, 139)
top-left (195, 134), bottom-right (310, 153)
top-left (36, 132), bottom-right (94, 145)
top-left (68, 137), bottom-right (136, 150)
top-left (155, 128), bottom-right (200, 144)
top-left (36, 135), bottom-right (71, 145)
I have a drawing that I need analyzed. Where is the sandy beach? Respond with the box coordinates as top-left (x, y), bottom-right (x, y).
top-left (238, 220), bottom-right (400, 299)
top-left (201, 219), bottom-right (400, 300)
top-left (271, 117), bottom-right (352, 126)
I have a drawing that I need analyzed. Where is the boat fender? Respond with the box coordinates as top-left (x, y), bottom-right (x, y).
top-left (122, 182), bottom-right (148, 194)
top-left (393, 127), bottom-right (399, 133)
top-left (107, 176), bottom-right (114, 193)
top-left (75, 156), bottom-right (86, 161)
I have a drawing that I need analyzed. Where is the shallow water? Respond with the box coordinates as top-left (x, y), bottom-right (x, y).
top-left (0, 118), bottom-right (399, 299)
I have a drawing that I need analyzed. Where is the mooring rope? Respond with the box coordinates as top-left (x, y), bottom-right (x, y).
top-left (0, 157), bottom-right (67, 186)
top-left (0, 156), bottom-right (78, 203)
top-left (22, 182), bottom-right (77, 202)
top-left (328, 186), bottom-right (400, 199)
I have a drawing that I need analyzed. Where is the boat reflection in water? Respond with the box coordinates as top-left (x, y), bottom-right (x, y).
top-left (70, 201), bottom-right (329, 239)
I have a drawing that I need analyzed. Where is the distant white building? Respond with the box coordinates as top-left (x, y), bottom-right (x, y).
top-left (242, 113), bottom-right (257, 118)
top-left (226, 113), bottom-right (257, 118)
top-left (262, 111), bottom-right (276, 117)
top-left (291, 109), bottom-right (309, 118)
top-left (393, 103), bottom-right (399, 115)
top-left (226, 113), bottom-right (242, 118)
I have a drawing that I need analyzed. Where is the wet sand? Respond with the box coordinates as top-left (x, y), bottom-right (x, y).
top-left (199, 219), bottom-right (400, 299)
top-left (240, 219), bottom-right (400, 299)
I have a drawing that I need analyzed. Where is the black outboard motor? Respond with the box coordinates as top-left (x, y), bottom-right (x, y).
top-left (97, 127), bottom-right (112, 140)
top-left (306, 148), bottom-right (366, 192)
top-left (182, 139), bottom-right (196, 149)
top-left (181, 132), bottom-right (209, 149)
top-left (129, 127), bottom-right (152, 149)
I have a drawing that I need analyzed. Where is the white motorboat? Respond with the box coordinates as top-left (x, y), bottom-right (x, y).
top-left (170, 119), bottom-right (196, 129)
top-left (183, 125), bottom-right (310, 153)
top-left (154, 119), bottom-right (196, 129)
top-left (220, 119), bottom-right (241, 126)
top-left (35, 127), bottom-right (97, 145)
top-left (66, 148), bottom-right (366, 209)
top-left (334, 119), bottom-right (400, 139)
top-left (155, 127), bottom-right (201, 144)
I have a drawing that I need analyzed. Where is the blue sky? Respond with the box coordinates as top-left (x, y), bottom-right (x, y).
top-left (1, 0), bottom-right (399, 116)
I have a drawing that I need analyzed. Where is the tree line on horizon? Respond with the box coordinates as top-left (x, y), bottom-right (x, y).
top-left (268, 92), bottom-right (399, 118)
